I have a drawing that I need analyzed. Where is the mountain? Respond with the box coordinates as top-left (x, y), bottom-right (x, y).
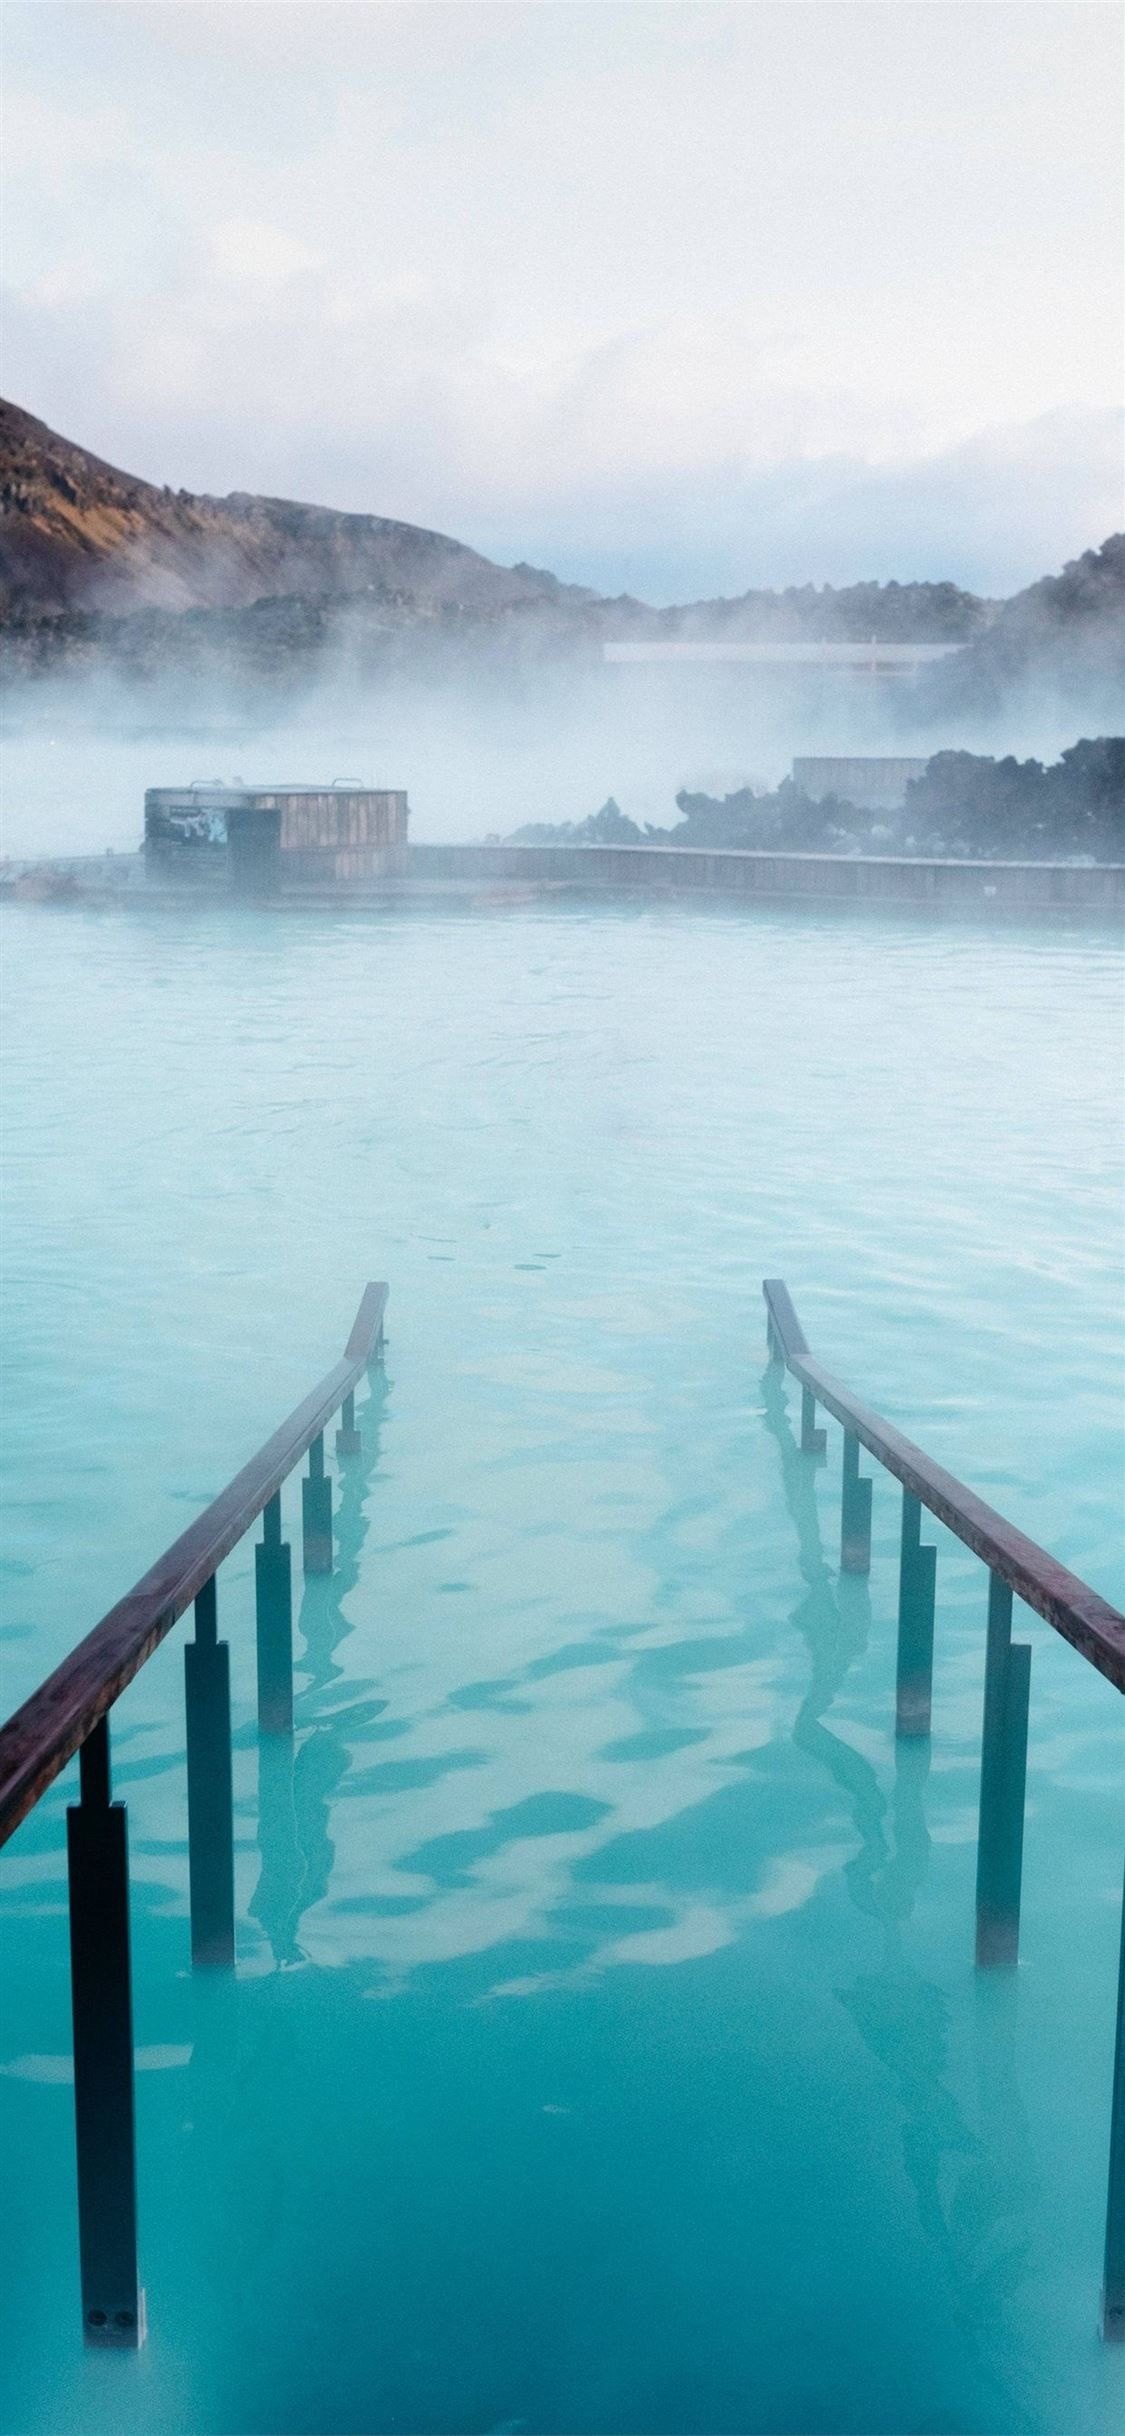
top-left (1, 399), bottom-right (1119, 713)
top-left (0, 398), bottom-right (601, 621)
top-left (0, 398), bottom-right (986, 647)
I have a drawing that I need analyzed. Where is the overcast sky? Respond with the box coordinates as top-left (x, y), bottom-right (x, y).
top-left (1, 2), bottom-right (1122, 602)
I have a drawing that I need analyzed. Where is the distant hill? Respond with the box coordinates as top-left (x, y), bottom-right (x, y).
top-left (652, 576), bottom-right (988, 644)
top-left (920, 536), bottom-right (1125, 716)
top-left (0, 399), bottom-right (1119, 713)
top-left (0, 397), bottom-right (599, 622)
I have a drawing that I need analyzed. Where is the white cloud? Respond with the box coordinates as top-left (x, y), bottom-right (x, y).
top-left (0, 1), bottom-right (1121, 595)
top-left (207, 218), bottom-right (323, 290)
top-left (0, 86), bottom-right (126, 182)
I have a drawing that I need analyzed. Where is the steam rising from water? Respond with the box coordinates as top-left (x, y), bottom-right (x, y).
top-left (1, 656), bottom-right (1115, 858)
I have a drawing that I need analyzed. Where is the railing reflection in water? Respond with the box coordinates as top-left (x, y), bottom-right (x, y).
top-left (761, 1355), bottom-right (1037, 2325)
top-left (762, 1278), bottom-right (1125, 2342)
top-left (252, 1369), bottom-right (389, 1968)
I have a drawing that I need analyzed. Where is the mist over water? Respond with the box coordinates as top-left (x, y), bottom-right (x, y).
top-left (2, 653), bottom-right (1115, 858)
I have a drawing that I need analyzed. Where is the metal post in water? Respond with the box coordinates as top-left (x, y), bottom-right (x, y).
top-left (302, 1432), bottom-right (333, 1575)
top-left (66, 1717), bottom-right (145, 2347)
top-left (184, 1576), bottom-right (235, 1968)
top-left (336, 1387), bottom-right (361, 1459)
top-left (255, 1491), bottom-right (293, 1732)
top-left (975, 1572), bottom-right (1032, 1966)
top-left (1103, 1856), bottom-right (1125, 2340)
top-left (896, 1490), bottom-right (937, 1737)
top-left (800, 1385), bottom-right (826, 1456)
top-left (840, 1430), bottom-right (872, 1573)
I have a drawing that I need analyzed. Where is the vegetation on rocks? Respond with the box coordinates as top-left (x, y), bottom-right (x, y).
top-left (509, 743), bottom-right (1125, 862)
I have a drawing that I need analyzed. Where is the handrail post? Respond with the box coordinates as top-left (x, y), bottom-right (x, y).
top-left (184, 1577), bottom-right (235, 1968)
top-left (66, 1717), bottom-right (145, 2347)
top-left (800, 1386), bottom-right (826, 1457)
top-left (975, 1573), bottom-right (1031, 1966)
top-left (256, 1492), bottom-right (293, 1732)
top-left (302, 1432), bottom-right (333, 1575)
top-left (1103, 1855), bottom-right (1125, 2339)
top-left (896, 1491), bottom-right (937, 1737)
top-left (840, 1430), bottom-right (872, 1573)
top-left (336, 1387), bottom-right (361, 1460)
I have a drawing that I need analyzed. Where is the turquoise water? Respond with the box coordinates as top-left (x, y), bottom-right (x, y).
top-left (0, 895), bottom-right (1122, 2436)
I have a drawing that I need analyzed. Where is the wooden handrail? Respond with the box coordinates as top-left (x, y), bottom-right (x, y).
top-left (0, 1283), bottom-right (388, 1848)
top-left (763, 1279), bottom-right (1125, 1694)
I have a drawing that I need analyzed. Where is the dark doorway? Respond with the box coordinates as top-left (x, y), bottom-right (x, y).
top-left (227, 806), bottom-right (281, 894)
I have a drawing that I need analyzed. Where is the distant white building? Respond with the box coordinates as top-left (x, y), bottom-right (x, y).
top-left (604, 643), bottom-right (959, 668)
top-left (792, 756), bottom-right (928, 810)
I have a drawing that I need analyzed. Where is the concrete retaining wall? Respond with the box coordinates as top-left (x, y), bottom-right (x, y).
top-left (3, 842), bottom-right (1122, 916)
top-left (406, 842), bottom-right (1125, 913)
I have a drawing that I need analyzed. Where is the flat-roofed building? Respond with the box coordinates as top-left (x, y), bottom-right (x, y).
top-left (144, 783), bottom-right (409, 889)
top-left (792, 756), bottom-right (928, 811)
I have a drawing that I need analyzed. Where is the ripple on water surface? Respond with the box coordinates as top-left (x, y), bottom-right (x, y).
top-left (0, 898), bottom-right (1122, 2435)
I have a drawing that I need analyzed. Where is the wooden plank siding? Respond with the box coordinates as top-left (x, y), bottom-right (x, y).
top-left (262, 792), bottom-right (407, 853)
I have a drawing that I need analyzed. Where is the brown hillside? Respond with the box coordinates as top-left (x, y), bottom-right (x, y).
top-left (0, 399), bottom-right (596, 618)
top-left (4, 399), bottom-right (1117, 717)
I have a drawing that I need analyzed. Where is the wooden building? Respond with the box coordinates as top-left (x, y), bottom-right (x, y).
top-left (144, 783), bottom-right (409, 890)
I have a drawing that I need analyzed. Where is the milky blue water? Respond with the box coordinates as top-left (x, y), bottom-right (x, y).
top-left (0, 895), bottom-right (1122, 2436)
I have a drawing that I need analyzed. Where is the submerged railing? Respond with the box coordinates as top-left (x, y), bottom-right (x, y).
top-left (763, 1278), bottom-right (1125, 2342)
top-left (0, 1282), bottom-right (388, 2347)
top-left (1, 1275), bottom-right (1121, 2351)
